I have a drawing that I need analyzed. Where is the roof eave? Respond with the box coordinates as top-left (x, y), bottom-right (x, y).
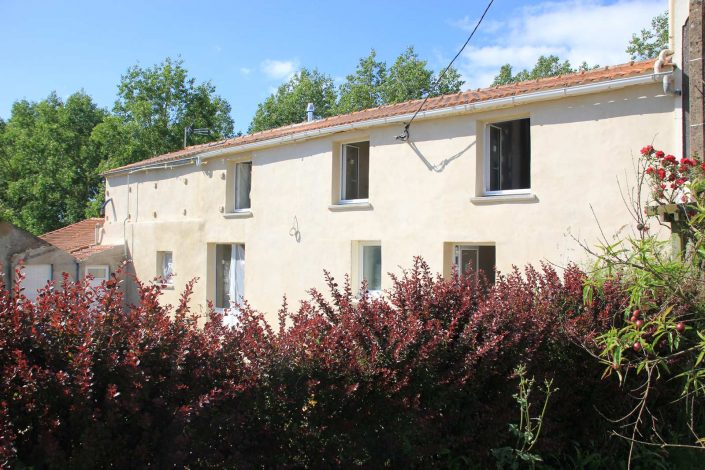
top-left (104, 70), bottom-right (672, 177)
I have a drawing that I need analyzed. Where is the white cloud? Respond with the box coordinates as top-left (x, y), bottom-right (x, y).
top-left (453, 0), bottom-right (666, 89)
top-left (260, 59), bottom-right (299, 80)
top-left (240, 67), bottom-right (252, 76)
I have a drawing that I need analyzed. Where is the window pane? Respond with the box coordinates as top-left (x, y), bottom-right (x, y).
top-left (358, 143), bottom-right (369, 199)
top-left (343, 144), bottom-right (359, 200)
top-left (478, 246), bottom-right (496, 284)
top-left (87, 267), bottom-right (106, 278)
top-left (362, 244), bottom-right (381, 291)
top-left (489, 119), bottom-right (530, 191)
top-left (235, 162), bottom-right (252, 210)
top-left (460, 248), bottom-right (478, 275)
top-left (489, 126), bottom-right (501, 191)
top-left (215, 244), bottom-right (232, 309)
top-left (229, 243), bottom-right (245, 308)
top-left (162, 252), bottom-right (173, 283)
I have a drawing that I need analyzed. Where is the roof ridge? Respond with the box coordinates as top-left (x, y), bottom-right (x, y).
top-left (39, 218), bottom-right (103, 238)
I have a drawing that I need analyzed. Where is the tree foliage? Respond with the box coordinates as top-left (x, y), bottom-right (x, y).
top-left (248, 68), bottom-right (337, 133)
top-left (0, 58), bottom-right (233, 234)
top-left (492, 55), bottom-right (596, 86)
top-left (0, 92), bottom-right (106, 234)
top-left (334, 49), bottom-right (387, 115)
top-left (493, 11), bottom-right (668, 86)
top-left (253, 47), bottom-right (464, 131)
top-left (626, 11), bottom-right (669, 60)
top-left (92, 57), bottom-right (234, 171)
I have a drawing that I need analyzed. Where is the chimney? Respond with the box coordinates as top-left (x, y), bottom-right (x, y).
top-left (306, 102), bottom-right (315, 122)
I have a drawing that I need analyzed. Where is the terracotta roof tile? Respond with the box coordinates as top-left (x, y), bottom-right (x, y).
top-left (71, 244), bottom-right (116, 261)
top-left (106, 59), bottom-right (661, 175)
top-left (40, 218), bottom-right (104, 254)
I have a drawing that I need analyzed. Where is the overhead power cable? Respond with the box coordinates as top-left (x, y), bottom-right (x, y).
top-left (396, 0), bottom-right (495, 141)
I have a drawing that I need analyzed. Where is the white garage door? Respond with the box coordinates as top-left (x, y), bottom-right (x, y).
top-left (22, 264), bottom-right (52, 301)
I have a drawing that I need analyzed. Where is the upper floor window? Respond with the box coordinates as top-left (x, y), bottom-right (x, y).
top-left (341, 141), bottom-right (369, 202)
top-left (485, 118), bottom-right (530, 194)
top-left (235, 162), bottom-right (252, 211)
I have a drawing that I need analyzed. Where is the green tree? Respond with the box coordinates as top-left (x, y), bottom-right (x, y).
top-left (335, 49), bottom-right (387, 115)
top-left (492, 55), bottom-right (585, 86)
top-left (92, 57), bottom-right (234, 171)
top-left (626, 11), bottom-right (669, 60)
top-left (0, 92), bottom-right (107, 234)
top-left (381, 46), bottom-right (435, 104)
top-left (433, 65), bottom-right (465, 96)
top-left (248, 68), bottom-right (337, 133)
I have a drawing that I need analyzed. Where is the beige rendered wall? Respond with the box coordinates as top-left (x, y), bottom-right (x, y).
top-left (102, 83), bottom-right (678, 321)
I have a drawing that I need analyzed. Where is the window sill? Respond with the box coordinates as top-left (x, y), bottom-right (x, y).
top-left (470, 193), bottom-right (538, 205)
top-left (223, 210), bottom-right (253, 219)
top-left (353, 290), bottom-right (383, 301)
top-left (155, 283), bottom-right (174, 290)
top-left (328, 202), bottom-right (373, 212)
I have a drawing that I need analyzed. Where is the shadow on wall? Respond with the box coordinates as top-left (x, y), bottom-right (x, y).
top-left (536, 88), bottom-right (672, 127)
top-left (407, 140), bottom-right (475, 173)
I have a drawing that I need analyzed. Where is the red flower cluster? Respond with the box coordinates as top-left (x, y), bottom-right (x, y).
top-left (641, 145), bottom-right (704, 204)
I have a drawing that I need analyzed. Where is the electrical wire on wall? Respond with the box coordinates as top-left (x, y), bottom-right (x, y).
top-left (396, 0), bottom-right (495, 142)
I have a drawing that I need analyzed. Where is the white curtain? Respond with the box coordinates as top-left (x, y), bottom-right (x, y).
top-left (225, 244), bottom-right (245, 326)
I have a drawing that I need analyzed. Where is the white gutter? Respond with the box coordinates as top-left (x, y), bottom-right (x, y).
top-left (107, 71), bottom-right (673, 175)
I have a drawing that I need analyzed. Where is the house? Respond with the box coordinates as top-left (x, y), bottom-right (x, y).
top-left (6, 218), bottom-right (124, 300)
top-left (22, 2), bottom-right (688, 322)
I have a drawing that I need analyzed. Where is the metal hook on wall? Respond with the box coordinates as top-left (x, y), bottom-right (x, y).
top-left (289, 216), bottom-right (301, 243)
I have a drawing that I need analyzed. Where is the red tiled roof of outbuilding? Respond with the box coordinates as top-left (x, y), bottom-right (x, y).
top-left (39, 218), bottom-right (106, 256)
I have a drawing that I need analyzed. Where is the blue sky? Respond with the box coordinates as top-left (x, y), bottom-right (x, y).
top-left (0, 0), bottom-right (666, 134)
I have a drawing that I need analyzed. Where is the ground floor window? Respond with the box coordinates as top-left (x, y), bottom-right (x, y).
top-left (453, 245), bottom-right (496, 283)
top-left (357, 241), bottom-right (381, 293)
top-left (85, 265), bottom-right (110, 289)
top-left (215, 243), bottom-right (245, 310)
top-left (156, 251), bottom-right (174, 285)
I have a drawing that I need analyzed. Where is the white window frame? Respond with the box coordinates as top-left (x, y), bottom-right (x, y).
top-left (213, 243), bottom-right (245, 324)
top-left (358, 241), bottom-right (382, 295)
top-left (85, 265), bottom-right (110, 281)
top-left (483, 119), bottom-right (531, 196)
top-left (234, 161), bottom-right (252, 212)
top-left (340, 142), bottom-right (369, 204)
